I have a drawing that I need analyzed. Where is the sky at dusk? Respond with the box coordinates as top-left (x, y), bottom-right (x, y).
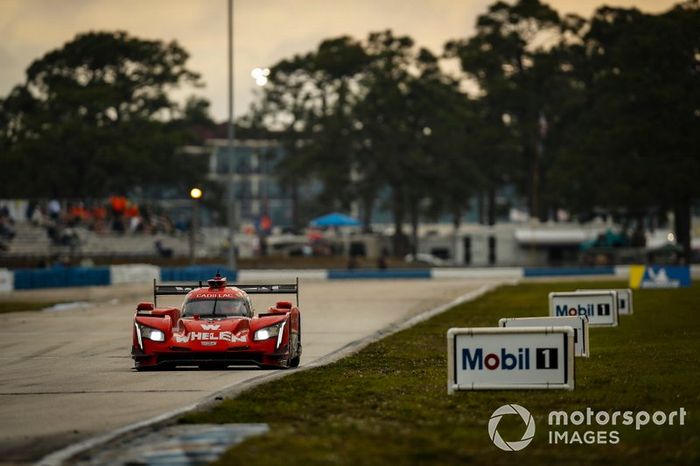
top-left (0, 0), bottom-right (680, 121)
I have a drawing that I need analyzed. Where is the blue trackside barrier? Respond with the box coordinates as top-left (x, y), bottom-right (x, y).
top-left (523, 266), bottom-right (616, 278)
top-left (160, 266), bottom-right (237, 283)
top-left (12, 266), bottom-right (111, 290)
top-left (12, 263), bottom-right (691, 292)
top-left (328, 269), bottom-right (432, 280)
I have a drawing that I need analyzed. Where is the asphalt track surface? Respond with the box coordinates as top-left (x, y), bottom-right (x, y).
top-left (0, 278), bottom-right (498, 465)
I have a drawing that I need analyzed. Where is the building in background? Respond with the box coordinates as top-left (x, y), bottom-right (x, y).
top-left (184, 137), bottom-right (322, 231)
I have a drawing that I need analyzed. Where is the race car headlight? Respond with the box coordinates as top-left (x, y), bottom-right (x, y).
top-left (139, 324), bottom-right (166, 342)
top-left (254, 323), bottom-right (282, 341)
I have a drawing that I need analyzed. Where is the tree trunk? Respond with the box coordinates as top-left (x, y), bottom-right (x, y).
top-left (477, 191), bottom-right (485, 225)
top-left (452, 206), bottom-right (462, 265)
top-left (291, 182), bottom-right (300, 234)
top-left (361, 194), bottom-right (374, 234)
top-left (674, 196), bottom-right (691, 264)
top-left (523, 142), bottom-right (537, 220)
top-left (487, 187), bottom-right (496, 226)
top-left (410, 198), bottom-right (419, 260)
top-left (392, 187), bottom-right (407, 257)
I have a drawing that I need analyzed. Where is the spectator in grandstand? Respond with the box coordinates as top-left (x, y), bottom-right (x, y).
top-left (25, 201), bottom-right (37, 223)
top-left (48, 199), bottom-right (61, 221)
top-left (0, 206), bottom-right (16, 243)
top-left (92, 204), bottom-right (107, 233)
top-left (155, 239), bottom-right (173, 258)
top-left (125, 202), bottom-right (142, 233)
top-left (110, 195), bottom-right (127, 233)
top-left (68, 202), bottom-right (90, 227)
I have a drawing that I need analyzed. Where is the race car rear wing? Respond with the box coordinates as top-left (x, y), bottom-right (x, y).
top-left (152, 278), bottom-right (299, 307)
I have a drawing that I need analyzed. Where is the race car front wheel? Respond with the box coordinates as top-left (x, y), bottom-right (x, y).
top-left (289, 343), bottom-right (302, 368)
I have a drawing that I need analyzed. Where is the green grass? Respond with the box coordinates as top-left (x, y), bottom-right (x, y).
top-left (0, 301), bottom-right (59, 313)
top-left (182, 280), bottom-right (700, 465)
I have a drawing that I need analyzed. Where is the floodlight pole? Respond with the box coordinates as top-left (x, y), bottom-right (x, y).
top-left (226, 0), bottom-right (237, 271)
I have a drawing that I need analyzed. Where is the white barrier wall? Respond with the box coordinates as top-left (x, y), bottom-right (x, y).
top-left (0, 269), bottom-right (12, 292)
top-left (237, 269), bottom-right (327, 281)
top-left (109, 264), bottom-right (160, 285)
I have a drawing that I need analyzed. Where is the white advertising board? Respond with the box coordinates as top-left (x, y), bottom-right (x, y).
top-left (110, 264), bottom-right (160, 285)
top-left (499, 316), bottom-right (589, 357)
top-left (447, 327), bottom-right (574, 393)
top-left (549, 291), bottom-right (618, 327)
top-left (0, 268), bottom-right (13, 293)
top-left (579, 288), bottom-right (633, 316)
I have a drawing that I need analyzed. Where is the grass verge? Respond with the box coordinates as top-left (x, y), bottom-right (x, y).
top-left (182, 280), bottom-right (700, 465)
top-left (0, 301), bottom-right (60, 313)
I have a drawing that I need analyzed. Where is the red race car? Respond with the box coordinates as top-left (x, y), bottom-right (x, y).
top-left (131, 274), bottom-right (301, 370)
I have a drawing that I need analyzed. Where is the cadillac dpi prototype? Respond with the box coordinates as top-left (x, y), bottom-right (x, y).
top-left (131, 274), bottom-right (301, 370)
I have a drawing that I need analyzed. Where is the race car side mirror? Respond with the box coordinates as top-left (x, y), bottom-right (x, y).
top-left (136, 302), bottom-right (155, 311)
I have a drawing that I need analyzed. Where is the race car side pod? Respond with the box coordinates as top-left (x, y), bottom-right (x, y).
top-left (152, 277), bottom-right (299, 307)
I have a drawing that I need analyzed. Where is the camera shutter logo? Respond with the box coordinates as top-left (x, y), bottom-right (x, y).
top-left (488, 404), bottom-right (536, 451)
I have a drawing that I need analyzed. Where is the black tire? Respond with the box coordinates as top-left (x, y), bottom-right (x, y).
top-left (289, 343), bottom-right (302, 368)
top-left (135, 365), bottom-right (157, 372)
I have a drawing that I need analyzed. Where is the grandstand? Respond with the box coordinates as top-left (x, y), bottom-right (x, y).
top-left (2, 221), bottom-right (191, 263)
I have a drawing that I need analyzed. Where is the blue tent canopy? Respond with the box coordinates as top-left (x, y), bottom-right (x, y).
top-left (310, 212), bottom-right (361, 227)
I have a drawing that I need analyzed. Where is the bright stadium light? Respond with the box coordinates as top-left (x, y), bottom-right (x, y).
top-left (190, 187), bottom-right (203, 199)
top-left (251, 67), bottom-right (270, 86)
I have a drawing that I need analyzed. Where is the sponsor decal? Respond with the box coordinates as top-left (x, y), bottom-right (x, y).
top-left (174, 331), bottom-right (247, 344)
top-left (191, 293), bottom-right (239, 299)
top-left (630, 265), bottom-right (691, 289)
top-left (554, 303), bottom-right (610, 317)
top-left (462, 348), bottom-right (559, 371)
top-left (201, 324), bottom-right (221, 330)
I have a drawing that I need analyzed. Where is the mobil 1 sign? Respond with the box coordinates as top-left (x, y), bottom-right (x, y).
top-left (499, 316), bottom-right (589, 357)
top-left (579, 288), bottom-right (633, 316)
top-left (549, 291), bottom-right (618, 327)
top-left (447, 327), bottom-right (574, 393)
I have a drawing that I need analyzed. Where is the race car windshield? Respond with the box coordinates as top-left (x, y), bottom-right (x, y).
top-left (182, 298), bottom-right (247, 317)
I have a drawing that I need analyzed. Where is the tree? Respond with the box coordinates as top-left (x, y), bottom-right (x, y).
top-left (0, 31), bottom-right (207, 198)
top-left (556, 2), bottom-right (700, 261)
top-left (251, 30), bottom-right (485, 255)
top-left (445, 0), bottom-right (562, 220)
